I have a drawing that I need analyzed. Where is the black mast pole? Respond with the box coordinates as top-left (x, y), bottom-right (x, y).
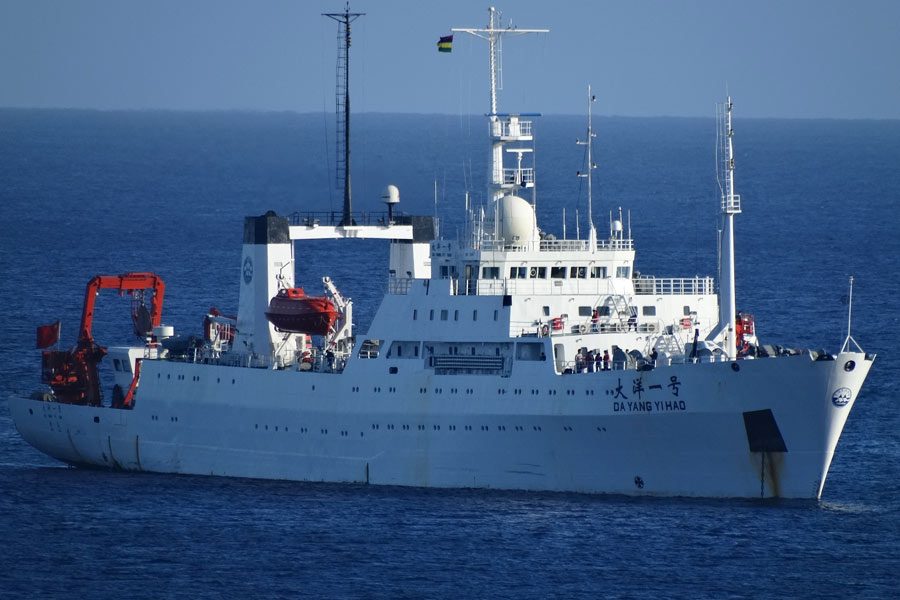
top-left (323, 3), bottom-right (363, 226)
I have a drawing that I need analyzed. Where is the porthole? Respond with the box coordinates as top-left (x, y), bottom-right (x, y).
top-left (844, 360), bottom-right (856, 372)
top-left (731, 362), bottom-right (740, 372)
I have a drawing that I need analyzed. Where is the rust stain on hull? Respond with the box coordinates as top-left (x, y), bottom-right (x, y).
top-left (751, 451), bottom-right (785, 498)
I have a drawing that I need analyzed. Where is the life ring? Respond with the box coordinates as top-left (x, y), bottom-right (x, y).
top-left (577, 324), bottom-right (588, 334)
top-left (530, 267), bottom-right (537, 278)
top-left (541, 325), bottom-right (550, 337)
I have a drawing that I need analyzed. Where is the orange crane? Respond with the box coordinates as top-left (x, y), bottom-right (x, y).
top-left (42, 273), bottom-right (165, 407)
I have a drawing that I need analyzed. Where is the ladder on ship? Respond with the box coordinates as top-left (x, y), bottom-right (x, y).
top-left (652, 331), bottom-right (684, 356)
top-left (604, 294), bottom-right (634, 331)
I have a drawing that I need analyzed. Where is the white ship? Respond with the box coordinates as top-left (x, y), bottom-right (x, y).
top-left (10, 8), bottom-right (874, 499)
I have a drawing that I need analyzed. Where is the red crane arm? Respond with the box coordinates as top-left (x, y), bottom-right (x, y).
top-left (78, 273), bottom-right (166, 342)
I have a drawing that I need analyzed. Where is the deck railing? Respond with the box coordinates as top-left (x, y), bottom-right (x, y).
top-left (633, 276), bottom-right (715, 295)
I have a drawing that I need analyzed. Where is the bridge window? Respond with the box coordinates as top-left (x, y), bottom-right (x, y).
top-left (570, 266), bottom-right (586, 279)
top-left (550, 266), bottom-right (566, 279)
top-left (616, 266), bottom-right (631, 278)
top-left (482, 266), bottom-right (500, 279)
top-left (591, 266), bottom-right (607, 278)
top-left (529, 267), bottom-right (547, 278)
top-left (509, 266), bottom-right (527, 279)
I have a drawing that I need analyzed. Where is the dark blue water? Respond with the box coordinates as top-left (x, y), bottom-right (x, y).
top-left (1, 109), bottom-right (898, 598)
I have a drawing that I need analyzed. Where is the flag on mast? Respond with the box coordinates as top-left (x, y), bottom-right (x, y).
top-left (437, 35), bottom-right (453, 53)
top-left (36, 321), bottom-right (60, 349)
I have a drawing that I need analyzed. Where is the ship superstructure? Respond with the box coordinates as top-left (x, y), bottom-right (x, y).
top-left (8, 7), bottom-right (874, 500)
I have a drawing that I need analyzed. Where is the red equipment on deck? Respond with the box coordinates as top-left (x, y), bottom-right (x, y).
top-left (41, 273), bottom-right (165, 407)
top-left (736, 312), bottom-right (755, 356)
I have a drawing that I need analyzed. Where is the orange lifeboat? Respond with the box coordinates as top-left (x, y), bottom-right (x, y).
top-left (264, 288), bottom-right (338, 335)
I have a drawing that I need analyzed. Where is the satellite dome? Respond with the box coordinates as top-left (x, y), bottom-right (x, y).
top-left (497, 194), bottom-right (538, 245)
top-left (381, 185), bottom-right (400, 205)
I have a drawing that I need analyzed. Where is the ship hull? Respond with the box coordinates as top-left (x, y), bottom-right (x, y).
top-left (9, 351), bottom-right (872, 499)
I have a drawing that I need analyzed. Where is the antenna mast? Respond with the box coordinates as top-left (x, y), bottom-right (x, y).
top-left (323, 2), bottom-right (364, 226)
top-left (841, 276), bottom-right (864, 352)
top-left (576, 85), bottom-right (598, 248)
top-left (452, 7), bottom-right (548, 118)
top-left (707, 97), bottom-right (742, 359)
top-left (451, 6), bottom-right (548, 223)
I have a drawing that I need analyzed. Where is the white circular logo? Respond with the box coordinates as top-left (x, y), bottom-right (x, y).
top-left (242, 256), bottom-right (253, 284)
top-left (831, 387), bottom-right (852, 407)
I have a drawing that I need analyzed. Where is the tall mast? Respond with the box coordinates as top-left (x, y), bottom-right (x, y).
top-left (452, 7), bottom-right (548, 119)
top-left (452, 6), bottom-right (548, 218)
top-left (709, 97), bottom-right (741, 359)
top-left (576, 85), bottom-right (598, 248)
top-left (323, 2), bottom-right (364, 226)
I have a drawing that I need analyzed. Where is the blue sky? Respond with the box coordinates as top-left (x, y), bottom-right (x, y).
top-left (2, 0), bottom-right (898, 118)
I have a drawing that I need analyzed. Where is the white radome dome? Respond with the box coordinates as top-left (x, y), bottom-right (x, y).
top-left (497, 194), bottom-right (537, 244)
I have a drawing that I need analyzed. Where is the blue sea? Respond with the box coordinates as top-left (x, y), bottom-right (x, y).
top-left (1, 109), bottom-right (898, 598)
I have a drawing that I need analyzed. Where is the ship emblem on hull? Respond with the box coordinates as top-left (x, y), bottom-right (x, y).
top-left (242, 256), bottom-right (253, 284)
top-left (832, 387), bottom-right (852, 407)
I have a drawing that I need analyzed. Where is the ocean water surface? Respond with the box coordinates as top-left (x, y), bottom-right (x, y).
top-left (0, 109), bottom-right (898, 598)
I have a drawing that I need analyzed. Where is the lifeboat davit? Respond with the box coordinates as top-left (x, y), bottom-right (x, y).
top-left (264, 288), bottom-right (338, 335)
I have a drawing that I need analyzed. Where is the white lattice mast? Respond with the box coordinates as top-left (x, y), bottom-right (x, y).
top-left (708, 97), bottom-right (742, 359)
top-left (576, 85), bottom-right (598, 248)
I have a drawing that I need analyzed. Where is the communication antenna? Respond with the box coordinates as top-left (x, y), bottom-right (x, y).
top-left (451, 7), bottom-right (548, 115)
top-left (576, 85), bottom-right (598, 248)
top-left (706, 97), bottom-right (741, 359)
top-left (841, 276), bottom-right (864, 353)
top-left (323, 2), bottom-right (364, 226)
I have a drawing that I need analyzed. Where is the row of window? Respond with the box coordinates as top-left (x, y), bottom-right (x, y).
top-left (249, 423), bottom-right (610, 434)
top-left (484, 265), bottom-right (632, 280)
top-left (413, 309), bottom-right (500, 322)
